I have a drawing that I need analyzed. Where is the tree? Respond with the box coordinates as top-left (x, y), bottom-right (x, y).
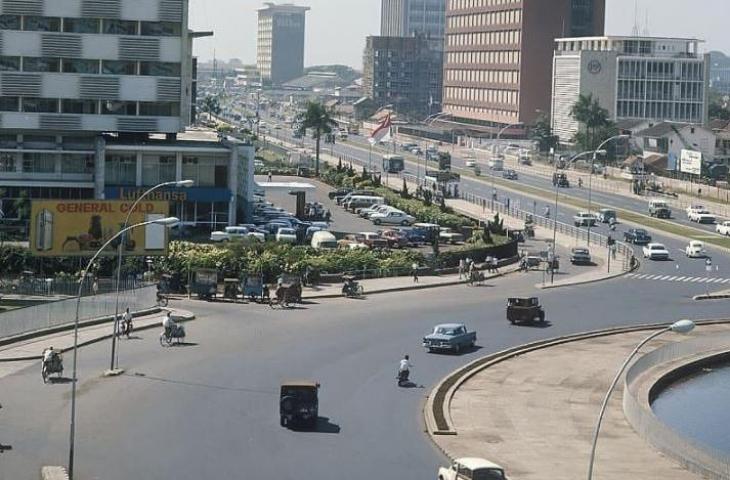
top-left (570, 94), bottom-right (614, 152)
top-left (295, 101), bottom-right (337, 176)
top-left (709, 102), bottom-right (730, 121)
top-left (201, 96), bottom-right (221, 116)
top-left (530, 113), bottom-right (558, 152)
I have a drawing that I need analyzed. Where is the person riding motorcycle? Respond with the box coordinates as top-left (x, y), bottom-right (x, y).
top-left (398, 355), bottom-right (412, 384)
top-left (342, 276), bottom-right (361, 296)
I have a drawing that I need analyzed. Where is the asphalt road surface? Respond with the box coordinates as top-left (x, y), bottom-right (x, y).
top-left (2, 269), bottom-right (729, 479)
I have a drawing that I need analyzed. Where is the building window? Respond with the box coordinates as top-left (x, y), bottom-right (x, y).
top-left (23, 57), bottom-right (61, 73)
top-left (0, 96), bottom-right (19, 112)
top-left (103, 19), bottom-right (138, 35)
top-left (0, 15), bottom-right (20, 30)
top-left (102, 101), bottom-right (137, 115)
top-left (63, 17), bottom-right (100, 34)
top-left (0, 153), bottom-right (16, 172)
top-left (139, 102), bottom-right (180, 117)
top-left (105, 153), bottom-right (136, 185)
top-left (102, 60), bottom-right (137, 75)
top-left (23, 16), bottom-right (60, 32)
top-left (141, 154), bottom-right (176, 185)
top-left (62, 99), bottom-right (98, 115)
top-left (140, 21), bottom-right (181, 37)
top-left (22, 153), bottom-right (56, 173)
top-left (139, 62), bottom-right (181, 77)
top-left (22, 98), bottom-right (58, 113)
top-left (62, 58), bottom-right (100, 74)
top-left (0, 56), bottom-right (20, 72)
top-left (61, 154), bottom-right (94, 174)
top-left (182, 155), bottom-right (228, 187)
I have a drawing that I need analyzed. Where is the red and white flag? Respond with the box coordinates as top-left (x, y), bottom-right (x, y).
top-left (368, 114), bottom-right (392, 145)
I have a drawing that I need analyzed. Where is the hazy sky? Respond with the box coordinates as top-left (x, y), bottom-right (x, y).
top-left (189, 0), bottom-right (730, 67)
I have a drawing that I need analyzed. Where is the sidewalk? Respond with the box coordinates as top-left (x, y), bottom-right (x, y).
top-left (0, 308), bottom-right (194, 363)
top-left (431, 324), bottom-right (730, 480)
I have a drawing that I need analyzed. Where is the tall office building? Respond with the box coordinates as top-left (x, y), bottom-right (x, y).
top-left (551, 36), bottom-right (709, 144)
top-left (0, 0), bottom-right (254, 227)
top-left (257, 2), bottom-right (310, 85)
top-left (380, 0), bottom-right (446, 50)
top-left (442, 0), bottom-right (605, 134)
top-left (709, 51), bottom-right (730, 96)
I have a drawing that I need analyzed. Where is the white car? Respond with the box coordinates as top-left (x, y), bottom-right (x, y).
top-left (643, 242), bottom-right (670, 260)
top-left (439, 227), bottom-right (465, 244)
top-left (370, 210), bottom-right (416, 226)
top-left (688, 209), bottom-right (716, 224)
top-left (465, 159), bottom-right (476, 168)
top-left (686, 205), bottom-right (705, 217)
top-left (438, 457), bottom-right (506, 480)
top-left (573, 212), bottom-right (597, 227)
top-left (275, 227), bottom-right (297, 243)
top-left (359, 204), bottom-right (394, 218)
top-left (210, 226), bottom-right (264, 243)
top-left (685, 240), bottom-right (706, 258)
top-left (717, 221), bottom-right (730, 236)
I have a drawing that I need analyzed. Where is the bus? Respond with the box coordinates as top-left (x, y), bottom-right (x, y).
top-left (382, 154), bottom-right (405, 173)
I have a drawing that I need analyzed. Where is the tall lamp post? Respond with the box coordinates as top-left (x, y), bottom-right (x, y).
top-left (109, 180), bottom-right (194, 373)
top-left (586, 134), bottom-right (630, 245)
top-left (489, 122), bottom-right (523, 205)
top-left (586, 319), bottom-right (696, 480)
top-left (68, 216), bottom-right (180, 479)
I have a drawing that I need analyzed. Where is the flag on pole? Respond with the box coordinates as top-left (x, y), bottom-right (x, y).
top-left (368, 114), bottom-right (392, 145)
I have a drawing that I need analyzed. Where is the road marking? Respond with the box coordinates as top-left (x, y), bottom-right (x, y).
top-left (674, 276), bottom-right (688, 282)
top-left (627, 275), bottom-right (730, 285)
top-left (658, 275), bottom-right (672, 280)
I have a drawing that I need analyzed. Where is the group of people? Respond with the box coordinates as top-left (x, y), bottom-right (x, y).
top-left (458, 257), bottom-right (499, 280)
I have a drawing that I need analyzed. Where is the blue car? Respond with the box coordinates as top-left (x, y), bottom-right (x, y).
top-left (423, 323), bottom-right (477, 353)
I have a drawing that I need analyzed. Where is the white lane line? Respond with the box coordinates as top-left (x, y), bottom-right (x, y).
top-left (666, 276), bottom-right (679, 281)
top-left (711, 278), bottom-right (725, 283)
top-left (674, 276), bottom-right (688, 282)
top-left (684, 277), bottom-right (700, 282)
top-left (626, 273), bottom-right (637, 278)
top-left (658, 275), bottom-right (672, 281)
top-left (696, 278), bottom-right (710, 283)
top-left (720, 279), bottom-right (730, 284)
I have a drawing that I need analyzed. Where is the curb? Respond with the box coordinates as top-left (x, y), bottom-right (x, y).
top-left (0, 310), bottom-right (195, 363)
top-left (693, 294), bottom-right (730, 301)
top-left (424, 317), bottom-right (730, 440)
top-left (537, 255), bottom-right (638, 290)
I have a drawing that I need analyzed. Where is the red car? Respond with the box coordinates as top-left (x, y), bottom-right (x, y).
top-left (380, 230), bottom-right (409, 249)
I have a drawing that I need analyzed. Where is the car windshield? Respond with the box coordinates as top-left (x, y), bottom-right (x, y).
top-left (651, 245), bottom-right (664, 250)
top-left (281, 387), bottom-right (317, 402)
top-left (573, 249), bottom-right (588, 254)
top-left (473, 469), bottom-right (506, 480)
top-left (635, 230), bottom-right (647, 235)
top-left (435, 326), bottom-right (462, 335)
top-left (279, 229), bottom-right (295, 234)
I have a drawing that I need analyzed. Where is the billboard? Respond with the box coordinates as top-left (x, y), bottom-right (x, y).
top-left (29, 200), bottom-right (170, 257)
top-left (680, 149), bottom-right (702, 175)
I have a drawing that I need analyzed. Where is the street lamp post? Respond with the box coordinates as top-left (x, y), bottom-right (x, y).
top-left (109, 180), bottom-right (194, 373)
top-left (586, 319), bottom-right (696, 480)
top-left (68, 217), bottom-right (180, 480)
top-left (586, 135), bottom-right (630, 245)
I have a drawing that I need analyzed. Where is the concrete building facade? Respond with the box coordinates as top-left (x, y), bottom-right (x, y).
top-left (256, 2), bottom-right (309, 85)
top-left (709, 51), bottom-right (730, 96)
top-left (363, 35), bottom-right (443, 119)
top-left (442, 0), bottom-right (605, 134)
top-left (0, 0), bottom-right (254, 227)
top-left (551, 36), bottom-right (709, 144)
top-left (380, 0), bottom-right (446, 50)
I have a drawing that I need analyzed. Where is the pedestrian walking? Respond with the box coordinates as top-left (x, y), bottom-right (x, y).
top-left (92, 279), bottom-right (99, 296)
top-left (491, 257), bottom-right (499, 273)
top-left (411, 262), bottom-right (419, 283)
top-left (268, 171), bottom-right (273, 182)
top-left (122, 307), bottom-right (133, 339)
top-left (458, 259), bottom-right (465, 279)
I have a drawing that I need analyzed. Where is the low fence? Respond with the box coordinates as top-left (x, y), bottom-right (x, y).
top-left (459, 191), bottom-right (634, 272)
top-left (0, 276), bottom-right (142, 297)
top-left (0, 284), bottom-right (157, 340)
top-left (624, 333), bottom-right (730, 479)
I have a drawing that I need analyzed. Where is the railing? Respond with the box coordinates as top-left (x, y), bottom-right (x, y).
top-left (0, 276), bottom-right (142, 297)
top-left (459, 191), bottom-right (634, 272)
top-left (0, 284), bottom-right (157, 340)
top-left (624, 332), bottom-right (730, 479)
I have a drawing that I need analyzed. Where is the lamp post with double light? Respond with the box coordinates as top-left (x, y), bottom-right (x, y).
top-left (586, 135), bottom-right (630, 245)
top-left (586, 319), bottom-right (696, 480)
top-left (68, 216), bottom-right (180, 480)
top-left (109, 180), bottom-right (194, 373)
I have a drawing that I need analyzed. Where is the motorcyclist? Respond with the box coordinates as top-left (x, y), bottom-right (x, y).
top-left (399, 355), bottom-right (412, 378)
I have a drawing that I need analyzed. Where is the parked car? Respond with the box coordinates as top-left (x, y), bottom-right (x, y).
top-left (439, 227), bottom-right (465, 244)
top-left (648, 200), bottom-right (672, 218)
top-left (422, 324), bottom-right (476, 353)
top-left (685, 240), bottom-right (706, 258)
top-left (643, 242), bottom-right (670, 260)
top-left (688, 209), bottom-right (716, 224)
top-left (310, 231), bottom-right (338, 250)
top-left (275, 227), bottom-right (298, 243)
top-left (338, 234), bottom-right (368, 250)
top-left (596, 209), bottom-right (617, 223)
top-left (380, 229), bottom-right (409, 248)
top-left (438, 458), bottom-right (506, 480)
top-left (371, 210), bottom-right (415, 226)
top-left (570, 247), bottom-right (592, 265)
top-left (502, 169), bottom-right (518, 180)
top-left (338, 190), bottom-right (376, 206)
top-left (716, 221), bottom-right (730, 236)
top-left (412, 222), bottom-right (441, 244)
top-left (344, 195), bottom-right (385, 212)
top-left (209, 226), bottom-right (264, 243)
top-left (359, 204), bottom-right (394, 218)
top-left (358, 232), bottom-right (389, 249)
top-left (624, 228), bottom-right (652, 245)
top-left (398, 228), bottom-right (427, 246)
top-left (328, 188), bottom-right (351, 200)
top-left (573, 212), bottom-right (597, 227)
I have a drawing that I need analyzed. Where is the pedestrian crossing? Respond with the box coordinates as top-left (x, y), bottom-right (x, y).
top-left (626, 273), bottom-right (730, 284)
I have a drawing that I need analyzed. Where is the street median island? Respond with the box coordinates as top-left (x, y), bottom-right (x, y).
top-left (426, 320), bottom-right (730, 480)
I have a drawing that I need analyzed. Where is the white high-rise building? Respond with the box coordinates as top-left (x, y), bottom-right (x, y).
top-left (551, 36), bottom-right (710, 144)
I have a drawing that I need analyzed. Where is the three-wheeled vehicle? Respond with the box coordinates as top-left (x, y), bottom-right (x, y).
top-left (192, 268), bottom-right (218, 300)
top-left (41, 349), bottom-right (63, 383)
top-left (270, 273), bottom-right (302, 308)
top-left (506, 297), bottom-right (546, 324)
top-left (223, 278), bottom-right (240, 300)
top-left (507, 228), bottom-right (525, 243)
top-left (242, 274), bottom-right (267, 302)
top-left (279, 381), bottom-right (319, 429)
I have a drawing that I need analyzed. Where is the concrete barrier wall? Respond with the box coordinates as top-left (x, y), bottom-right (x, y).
top-left (623, 334), bottom-right (730, 480)
top-left (0, 285), bottom-right (156, 339)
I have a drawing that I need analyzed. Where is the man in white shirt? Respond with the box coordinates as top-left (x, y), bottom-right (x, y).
top-left (399, 355), bottom-right (412, 373)
top-left (162, 312), bottom-right (175, 336)
top-left (122, 308), bottom-right (133, 338)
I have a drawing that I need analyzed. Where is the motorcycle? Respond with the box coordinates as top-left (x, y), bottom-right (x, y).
top-left (341, 278), bottom-right (364, 298)
top-left (41, 350), bottom-right (63, 383)
top-left (397, 369), bottom-right (410, 386)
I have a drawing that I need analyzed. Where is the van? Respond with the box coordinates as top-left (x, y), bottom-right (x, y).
top-left (344, 195), bottom-right (385, 212)
top-left (648, 199), bottom-right (672, 218)
top-left (310, 231), bottom-right (338, 250)
top-left (488, 157), bottom-right (504, 171)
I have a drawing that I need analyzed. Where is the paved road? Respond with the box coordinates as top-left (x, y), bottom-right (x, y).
top-left (266, 127), bottom-right (730, 282)
top-left (2, 268), bottom-right (729, 479)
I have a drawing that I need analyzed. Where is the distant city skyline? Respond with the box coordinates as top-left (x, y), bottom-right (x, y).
top-left (189, 0), bottom-right (730, 68)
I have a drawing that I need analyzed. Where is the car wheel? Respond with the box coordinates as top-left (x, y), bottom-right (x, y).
top-left (401, 220), bottom-right (410, 226)
top-left (454, 344), bottom-right (461, 354)
top-left (374, 219), bottom-right (381, 225)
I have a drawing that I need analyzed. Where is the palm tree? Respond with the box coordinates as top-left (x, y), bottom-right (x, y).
top-left (570, 93), bottom-right (612, 151)
top-left (295, 102), bottom-right (337, 176)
